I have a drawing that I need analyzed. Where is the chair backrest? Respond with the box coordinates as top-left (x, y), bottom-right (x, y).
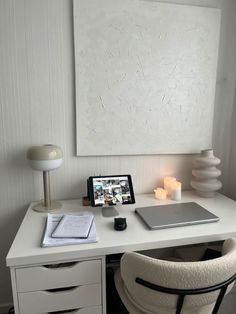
top-left (120, 238), bottom-right (236, 314)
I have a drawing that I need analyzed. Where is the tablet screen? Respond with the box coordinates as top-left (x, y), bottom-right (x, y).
top-left (88, 175), bottom-right (135, 207)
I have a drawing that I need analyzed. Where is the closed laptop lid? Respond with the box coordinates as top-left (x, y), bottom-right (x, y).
top-left (135, 202), bottom-right (219, 230)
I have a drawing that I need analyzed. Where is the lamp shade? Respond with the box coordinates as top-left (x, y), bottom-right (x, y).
top-left (27, 144), bottom-right (63, 171)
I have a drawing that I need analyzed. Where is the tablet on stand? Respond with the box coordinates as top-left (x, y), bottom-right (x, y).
top-left (87, 175), bottom-right (135, 217)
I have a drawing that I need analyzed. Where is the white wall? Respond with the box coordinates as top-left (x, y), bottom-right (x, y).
top-left (222, 0), bottom-right (236, 200)
top-left (0, 0), bottom-right (235, 308)
top-left (212, 0), bottom-right (236, 196)
top-left (227, 97), bottom-right (236, 199)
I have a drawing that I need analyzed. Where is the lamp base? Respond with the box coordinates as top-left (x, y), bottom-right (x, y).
top-left (32, 201), bottom-right (62, 212)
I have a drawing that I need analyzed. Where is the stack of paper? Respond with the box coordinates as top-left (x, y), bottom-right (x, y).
top-left (41, 212), bottom-right (98, 248)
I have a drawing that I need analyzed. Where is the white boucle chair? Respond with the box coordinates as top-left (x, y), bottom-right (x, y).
top-left (114, 238), bottom-right (236, 314)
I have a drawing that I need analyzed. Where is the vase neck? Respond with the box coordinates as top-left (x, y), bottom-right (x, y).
top-left (201, 149), bottom-right (214, 158)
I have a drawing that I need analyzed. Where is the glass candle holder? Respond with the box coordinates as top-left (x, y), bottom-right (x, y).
top-left (170, 181), bottom-right (181, 201)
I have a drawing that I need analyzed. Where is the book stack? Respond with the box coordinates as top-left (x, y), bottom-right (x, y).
top-left (41, 211), bottom-right (98, 247)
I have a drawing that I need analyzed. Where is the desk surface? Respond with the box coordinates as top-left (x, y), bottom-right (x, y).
top-left (6, 191), bottom-right (236, 267)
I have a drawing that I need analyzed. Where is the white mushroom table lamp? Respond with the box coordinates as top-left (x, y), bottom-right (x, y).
top-left (27, 144), bottom-right (63, 212)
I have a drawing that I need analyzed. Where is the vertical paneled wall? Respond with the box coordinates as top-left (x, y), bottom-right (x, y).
top-left (0, 0), bottom-right (235, 308)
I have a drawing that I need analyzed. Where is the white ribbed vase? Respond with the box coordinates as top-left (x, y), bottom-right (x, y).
top-left (190, 149), bottom-right (222, 197)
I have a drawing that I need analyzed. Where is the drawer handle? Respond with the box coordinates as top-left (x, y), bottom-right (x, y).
top-left (46, 286), bottom-right (78, 293)
top-left (44, 262), bottom-right (78, 269)
top-left (48, 309), bottom-right (79, 313)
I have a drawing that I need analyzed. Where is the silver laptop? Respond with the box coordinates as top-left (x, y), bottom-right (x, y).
top-left (135, 202), bottom-right (219, 230)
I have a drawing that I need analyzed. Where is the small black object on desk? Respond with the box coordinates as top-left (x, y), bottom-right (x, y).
top-left (114, 217), bottom-right (127, 231)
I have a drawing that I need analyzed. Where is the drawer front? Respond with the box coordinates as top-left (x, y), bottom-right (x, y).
top-left (16, 259), bottom-right (101, 292)
top-left (18, 284), bottom-right (101, 314)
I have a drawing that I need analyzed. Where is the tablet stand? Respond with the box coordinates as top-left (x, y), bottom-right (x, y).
top-left (102, 205), bottom-right (119, 217)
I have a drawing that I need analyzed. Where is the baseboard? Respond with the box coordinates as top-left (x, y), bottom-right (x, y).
top-left (0, 303), bottom-right (13, 314)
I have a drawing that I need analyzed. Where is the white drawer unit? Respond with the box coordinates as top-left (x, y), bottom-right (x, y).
top-left (10, 257), bottom-right (105, 314)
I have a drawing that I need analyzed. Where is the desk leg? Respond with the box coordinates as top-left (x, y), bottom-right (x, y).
top-left (102, 256), bottom-right (107, 314)
top-left (10, 268), bottom-right (19, 314)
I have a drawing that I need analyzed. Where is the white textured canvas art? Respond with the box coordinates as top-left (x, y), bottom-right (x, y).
top-left (73, 0), bottom-right (220, 156)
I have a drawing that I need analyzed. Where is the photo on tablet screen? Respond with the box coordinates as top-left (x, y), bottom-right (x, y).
top-left (88, 175), bottom-right (135, 207)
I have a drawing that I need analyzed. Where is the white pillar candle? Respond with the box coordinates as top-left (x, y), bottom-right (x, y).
top-left (164, 177), bottom-right (176, 196)
top-left (170, 181), bottom-right (181, 201)
top-left (154, 188), bottom-right (167, 200)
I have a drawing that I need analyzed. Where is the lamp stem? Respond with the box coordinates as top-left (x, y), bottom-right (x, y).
top-left (43, 171), bottom-right (51, 208)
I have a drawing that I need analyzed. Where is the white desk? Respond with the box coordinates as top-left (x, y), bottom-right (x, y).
top-left (6, 191), bottom-right (236, 314)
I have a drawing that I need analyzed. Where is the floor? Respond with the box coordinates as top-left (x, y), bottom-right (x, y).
top-left (218, 291), bottom-right (236, 313)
